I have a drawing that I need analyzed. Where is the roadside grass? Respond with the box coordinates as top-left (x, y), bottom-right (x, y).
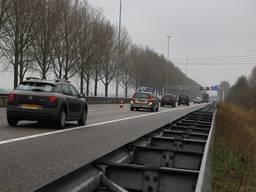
top-left (213, 103), bottom-right (256, 192)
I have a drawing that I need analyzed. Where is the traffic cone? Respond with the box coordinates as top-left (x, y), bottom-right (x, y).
top-left (120, 100), bottom-right (124, 108)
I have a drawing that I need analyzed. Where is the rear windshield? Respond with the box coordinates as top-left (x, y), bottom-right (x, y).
top-left (179, 95), bottom-right (188, 99)
top-left (134, 93), bottom-right (149, 99)
top-left (17, 82), bottom-right (55, 92)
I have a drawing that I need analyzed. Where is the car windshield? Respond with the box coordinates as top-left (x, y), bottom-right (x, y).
top-left (179, 95), bottom-right (188, 99)
top-left (16, 82), bottom-right (55, 92)
top-left (134, 93), bottom-right (149, 99)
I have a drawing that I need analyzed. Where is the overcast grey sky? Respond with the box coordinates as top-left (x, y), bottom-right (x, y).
top-left (88, 0), bottom-right (256, 86)
top-left (1, 0), bottom-right (256, 92)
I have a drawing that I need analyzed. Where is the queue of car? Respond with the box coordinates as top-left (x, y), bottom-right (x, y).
top-left (129, 90), bottom-right (202, 112)
top-left (6, 80), bottom-right (205, 128)
top-left (129, 91), bottom-right (206, 112)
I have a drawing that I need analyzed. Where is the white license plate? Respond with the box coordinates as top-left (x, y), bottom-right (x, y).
top-left (21, 104), bottom-right (41, 110)
top-left (136, 100), bottom-right (147, 104)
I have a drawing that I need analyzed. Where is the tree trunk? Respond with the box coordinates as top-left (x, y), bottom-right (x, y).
top-left (125, 86), bottom-right (128, 97)
top-left (86, 72), bottom-right (90, 96)
top-left (14, 46), bottom-right (19, 88)
top-left (80, 71), bottom-right (84, 94)
top-left (42, 55), bottom-right (47, 79)
top-left (64, 68), bottom-right (68, 80)
top-left (14, 64), bottom-right (18, 88)
top-left (19, 62), bottom-right (23, 83)
top-left (105, 83), bottom-right (108, 97)
top-left (94, 77), bottom-right (98, 96)
top-left (115, 77), bottom-right (119, 97)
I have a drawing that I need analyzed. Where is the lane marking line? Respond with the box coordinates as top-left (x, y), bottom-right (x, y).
top-left (88, 110), bottom-right (96, 112)
top-left (0, 104), bottom-right (206, 145)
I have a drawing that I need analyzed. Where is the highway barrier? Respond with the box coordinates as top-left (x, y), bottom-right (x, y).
top-left (37, 104), bottom-right (216, 192)
top-left (0, 94), bottom-right (130, 107)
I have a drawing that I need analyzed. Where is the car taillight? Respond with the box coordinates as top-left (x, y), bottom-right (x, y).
top-left (148, 96), bottom-right (153, 105)
top-left (8, 94), bottom-right (16, 103)
top-left (48, 96), bottom-right (57, 103)
top-left (130, 98), bottom-right (135, 104)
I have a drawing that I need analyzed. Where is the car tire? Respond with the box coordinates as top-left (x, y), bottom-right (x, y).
top-left (156, 106), bottom-right (159, 112)
top-left (160, 103), bottom-right (164, 107)
top-left (78, 108), bottom-right (87, 126)
top-left (172, 104), bottom-right (176, 108)
top-left (57, 108), bottom-right (66, 129)
top-left (7, 116), bottom-right (18, 126)
top-left (130, 106), bottom-right (134, 111)
top-left (136, 108), bottom-right (139, 111)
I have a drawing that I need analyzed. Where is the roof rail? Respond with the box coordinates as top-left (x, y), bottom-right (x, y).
top-left (55, 79), bottom-right (71, 83)
top-left (26, 77), bottom-right (40, 80)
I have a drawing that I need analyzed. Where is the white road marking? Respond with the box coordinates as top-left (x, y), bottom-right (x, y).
top-left (0, 104), bottom-right (205, 145)
top-left (88, 110), bottom-right (96, 112)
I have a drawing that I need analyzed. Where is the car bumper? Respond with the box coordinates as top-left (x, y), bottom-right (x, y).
top-left (178, 101), bottom-right (189, 104)
top-left (7, 105), bottom-right (59, 121)
top-left (131, 103), bottom-right (154, 109)
top-left (161, 101), bottom-right (176, 105)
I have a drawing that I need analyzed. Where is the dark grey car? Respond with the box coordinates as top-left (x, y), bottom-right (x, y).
top-left (178, 95), bottom-right (190, 106)
top-left (6, 78), bottom-right (88, 129)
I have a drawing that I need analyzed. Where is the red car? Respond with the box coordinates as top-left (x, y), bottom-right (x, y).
top-left (160, 94), bottom-right (177, 107)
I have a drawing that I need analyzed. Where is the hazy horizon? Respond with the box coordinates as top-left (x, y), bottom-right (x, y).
top-left (1, 0), bottom-right (256, 94)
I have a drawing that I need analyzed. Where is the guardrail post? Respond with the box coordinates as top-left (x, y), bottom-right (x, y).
top-left (195, 109), bottom-right (217, 192)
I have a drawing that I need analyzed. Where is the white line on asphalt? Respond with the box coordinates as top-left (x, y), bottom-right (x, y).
top-left (0, 104), bottom-right (205, 145)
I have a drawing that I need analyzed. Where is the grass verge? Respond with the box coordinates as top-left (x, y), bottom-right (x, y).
top-left (213, 103), bottom-right (256, 192)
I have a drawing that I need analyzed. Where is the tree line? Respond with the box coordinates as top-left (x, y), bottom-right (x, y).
top-left (0, 0), bottom-right (200, 97)
top-left (220, 65), bottom-right (256, 109)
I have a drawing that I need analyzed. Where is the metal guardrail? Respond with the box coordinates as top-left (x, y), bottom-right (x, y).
top-left (36, 104), bottom-right (216, 192)
top-left (195, 106), bottom-right (216, 192)
top-left (0, 94), bottom-right (130, 107)
top-left (85, 97), bottom-right (130, 105)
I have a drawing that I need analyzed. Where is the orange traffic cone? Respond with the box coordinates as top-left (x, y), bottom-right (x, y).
top-left (120, 100), bottom-right (124, 108)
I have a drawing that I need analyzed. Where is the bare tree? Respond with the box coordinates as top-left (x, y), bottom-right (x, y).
top-left (119, 53), bottom-right (134, 97)
top-left (1, 0), bottom-right (37, 88)
top-left (32, 0), bottom-right (62, 79)
top-left (0, 0), bottom-right (11, 74)
top-left (99, 23), bottom-right (120, 97)
top-left (90, 17), bottom-right (108, 96)
top-left (76, 4), bottom-right (101, 95)
top-left (118, 29), bottom-right (132, 97)
top-left (51, 0), bottom-right (79, 80)
top-left (0, 0), bottom-right (10, 37)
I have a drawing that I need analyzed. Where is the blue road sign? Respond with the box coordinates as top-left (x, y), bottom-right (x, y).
top-left (211, 85), bottom-right (219, 91)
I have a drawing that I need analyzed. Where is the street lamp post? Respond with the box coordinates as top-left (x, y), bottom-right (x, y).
top-left (166, 35), bottom-right (171, 93)
top-left (115, 0), bottom-right (122, 97)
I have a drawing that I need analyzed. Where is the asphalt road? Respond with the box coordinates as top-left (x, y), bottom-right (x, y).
top-left (0, 103), bottom-right (207, 192)
top-left (0, 104), bottom-right (161, 141)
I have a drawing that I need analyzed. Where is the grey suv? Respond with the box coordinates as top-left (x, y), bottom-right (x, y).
top-left (6, 78), bottom-right (88, 129)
